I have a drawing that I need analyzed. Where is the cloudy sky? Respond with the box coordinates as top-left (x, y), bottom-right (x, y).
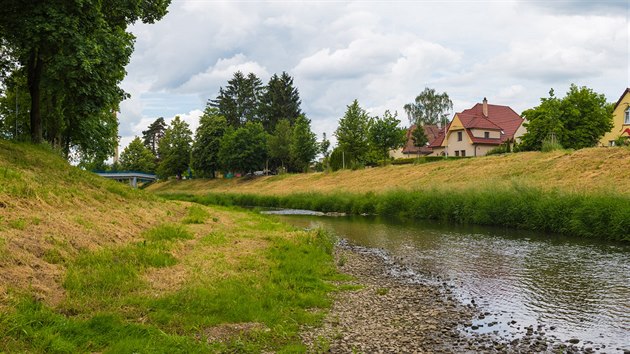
top-left (118, 0), bottom-right (629, 149)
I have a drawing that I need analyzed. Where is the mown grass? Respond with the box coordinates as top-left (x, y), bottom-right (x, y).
top-left (1, 211), bottom-right (344, 353)
top-left (161, 189), bottom-right (630, 242)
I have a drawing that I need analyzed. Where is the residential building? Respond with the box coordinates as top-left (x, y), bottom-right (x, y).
top-left (430, 98), bottom-right (526, 157)
top-left (389, 124), bottom-right (441, 158)
top-left (600, 88), bottom-right (630, 146)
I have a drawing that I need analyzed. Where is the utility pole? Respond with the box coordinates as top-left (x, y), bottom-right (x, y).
top-left (15, 89), bottom-right (18, 139)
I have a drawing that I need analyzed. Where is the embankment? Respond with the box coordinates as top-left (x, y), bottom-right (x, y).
top-left (0, 141), bottom-right (341, 352)
top-left (150, 148), bottom-right (630, 242)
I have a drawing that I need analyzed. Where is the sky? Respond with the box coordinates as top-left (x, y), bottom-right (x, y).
top-left (118, 0), bottom-right (630, 150)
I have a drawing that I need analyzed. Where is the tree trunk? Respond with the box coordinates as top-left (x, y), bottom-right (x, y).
top-left (27, 49), bottom-right (43, 144)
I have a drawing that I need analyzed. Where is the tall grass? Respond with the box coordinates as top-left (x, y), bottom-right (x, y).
top-left (161, 189), bottom-right (630, 242)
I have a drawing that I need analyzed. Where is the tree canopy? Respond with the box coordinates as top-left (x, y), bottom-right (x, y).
top-left (218, 121), bottom-right (267, 174)
top-left (191, 108), bottom-right (228, 178)
top-left (157, 116), bottom-right (192, 178)
top-left (258, 72), bottom-right (302, 133)
top-left (290, 115), bottom-right (318, 172)
top-left (119, 136), bottom-right (156, 173)
top-left (404, 87), bottom-right (453, 127)
top-left (369, 110), bottom-right (405, 163)
top-left (335, 100), bottom-right (372, 166)
top-left (142, 117), bottom-right (167, 157)
top-left (0, 0), bottom-right (170, 163)
top-left (209, 71), bottom-right (263, 128)
top-left (520, 85), bottom-right (613, 151)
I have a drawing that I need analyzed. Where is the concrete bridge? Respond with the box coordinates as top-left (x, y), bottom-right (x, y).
top-left (94, 171), bottom-right (157, 188)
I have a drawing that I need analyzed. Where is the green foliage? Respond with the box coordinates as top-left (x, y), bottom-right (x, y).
top-left (335, 100), bottom-right (372, 166)
top-left (209, 71), bottom-right (263, 128)
top-left (142, 117), bottom-right (167, 157)
top-left (0, 0), bottom-right (170, 153)
top-left (540, 133), bottom-right (563, 152)
top-left (166, 190), bottom-right (630, 242)
top-left (181, 205), bottom-right (209, 224)
top-left (411, 125), bottom-right (429, 148)
top-left (191, 108), bottom-right (227, 178)
top-left (404, 87), bottom-right (453, 127)
top-left (328, 147), bottom-right (354, 171)
top-left (218, 121), bottom-right (267, 174)
top-left (119, 136), bottom-right (156, 173)
top-left (267, 118), bottom-right (292, 171)
top-left (258, 72), bottom-right (303, 133)
top-left (521, 85), bottom-right (613, 151)
top-left (157, 116), bottom-right (192, 178)
top-left (368, 110), bottom-right (405, 163)
top-left (290, 115), bottom-right (318, 172)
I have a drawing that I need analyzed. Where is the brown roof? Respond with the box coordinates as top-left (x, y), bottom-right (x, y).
top-left (402, 124), bottom-right (440, 155)
top-left (614, 88), bottom-right (630, 110)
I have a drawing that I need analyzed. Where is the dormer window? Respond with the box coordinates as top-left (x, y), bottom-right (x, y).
top-left (625, 107), bottom-right (630, 125)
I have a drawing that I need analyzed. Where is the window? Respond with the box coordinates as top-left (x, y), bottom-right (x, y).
top-left (455, 150), bottom-right (460, 157)
top-left (609, 140), bottom-right (616, 147)
top-left (457, 131), bottom-right (463, 141)
top-left (484, 131), bottom-right (490, 139)
top-left (625, 108), bottom-right (630, 125)
top-left (461, 150), bottom-right (466, 157)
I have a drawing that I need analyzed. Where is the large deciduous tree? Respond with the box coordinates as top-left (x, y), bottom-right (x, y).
top-left (404, 87), bottom-right (453, 127)
top-left (520, 85), bottom-right (613, 151)
top-left (218, 121), bottom-right (267, 174)
top-left (157, 116), bottom-right (192, 179)
top-left (0, 0), bottom-right (170, 153)
top-left (290, 115), bottom-right (318, 172)
top-left (120, 136), bottom-right (156, 173)
top-left (258, 72), bottom-right (302, 133)
top-left (191, 108), bottom-right (228, 178)
top-left (368, 110), bottom-right (405, 163)
top-left (335, 99), bottom-right (372, 166)
top-left (267, 119), bottom-right (292, 171)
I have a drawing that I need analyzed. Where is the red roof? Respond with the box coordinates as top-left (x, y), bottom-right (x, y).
top-left (402, 124), bottom-right (441, 155)
top-left (614, 88), bottom-right (630, 110)
top-left (430, 102), bottom-right (523, 147)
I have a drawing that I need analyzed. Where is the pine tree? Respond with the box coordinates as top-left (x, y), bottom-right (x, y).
top-left (335, 100), bottom-right (372, 166)
top-left (290, 115), bottom-right (318, 172)
top-left (258, 72), bottom-right (302, 133)
top-left (142, 117), bottom-right (167, 157)
top-left (209, 71), bottom-right (263, 128)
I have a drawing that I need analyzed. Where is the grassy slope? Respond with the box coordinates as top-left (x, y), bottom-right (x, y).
top-left (0, 141), bottom-right (341, 352)
top-left (149, 147), bottom-right (630, 197)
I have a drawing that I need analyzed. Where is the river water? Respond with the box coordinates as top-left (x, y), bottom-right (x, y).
top-left (267, 211), bottom-right (630, 352)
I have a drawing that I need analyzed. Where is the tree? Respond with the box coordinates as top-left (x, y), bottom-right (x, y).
top-left (142, 117), bottom-right (167, 157)
top-left (191, 108), bottom-right (228, 178)
top-left (411, 126), bottom-right (429, 148)
top-left (335, 100), bottom-right (372, 166)
top-left (0, 0), bottom-right (170, 146)
top-left (120, 137), bottom-right (156, 172)
top-left (258, 72), bottom-right (302, 133)
top-left (520, 85), bottom-right (613, 151)
top-left (290, 115), bottom-right (318, 172)
top-left (218, 121), bottom-right (267, 174)
top-left (320, 132), bottom-right (331, 158)
top-left (404, 87), bottom-right (453, 127)
top-left (368, 110), bottom-right (406, 163)
top-left (209, 71), bottom-right (263, 128)
top-left (267, 119), bottom-right (292, 171)
top-left (157, 116), bottom-right (192, 179)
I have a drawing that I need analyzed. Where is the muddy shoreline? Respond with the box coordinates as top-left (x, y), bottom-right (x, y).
top-left (301, 241), bottom-right (596, 353)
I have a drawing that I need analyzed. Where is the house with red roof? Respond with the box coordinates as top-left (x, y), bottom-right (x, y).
top-left (599, 88), bottom-right (630, 146)
top-left (429, 98), bottom-right (525, 157)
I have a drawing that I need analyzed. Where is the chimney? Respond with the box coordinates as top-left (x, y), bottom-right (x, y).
top-left (482, 97), bottom-right (488, 117)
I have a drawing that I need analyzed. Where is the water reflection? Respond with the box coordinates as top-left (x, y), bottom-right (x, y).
top-left (272, 213), bottom-right (630, 351)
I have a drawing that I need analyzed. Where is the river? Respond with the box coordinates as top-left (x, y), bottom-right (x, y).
top-left (267, 210), bottom-right (630, 352)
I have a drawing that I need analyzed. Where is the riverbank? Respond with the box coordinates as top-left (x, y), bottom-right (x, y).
top-left (158, 189), bottom-right (630, 242)
top-left (0, 141), bottom-right (343, 352)
top-left (307, 242), bottom-right (604, 353)
top-left (149, 147), bottom-right (630, 196)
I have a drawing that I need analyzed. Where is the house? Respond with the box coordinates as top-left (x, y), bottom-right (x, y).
top-left (599, 88), bottom-right (630, 146)
top-left (390, 124), bottom-right (441, 158)
top-left (430, 98), bottom-right (526, 157)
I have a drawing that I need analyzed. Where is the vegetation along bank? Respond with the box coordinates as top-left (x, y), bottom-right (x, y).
top-left (0, 141), bottom-right (344, 352)
top-left (151, 147), bottom-right (630, 242)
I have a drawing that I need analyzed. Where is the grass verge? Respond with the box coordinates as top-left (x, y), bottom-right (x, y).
top-left (0, 208), bottom-right (344, 353)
